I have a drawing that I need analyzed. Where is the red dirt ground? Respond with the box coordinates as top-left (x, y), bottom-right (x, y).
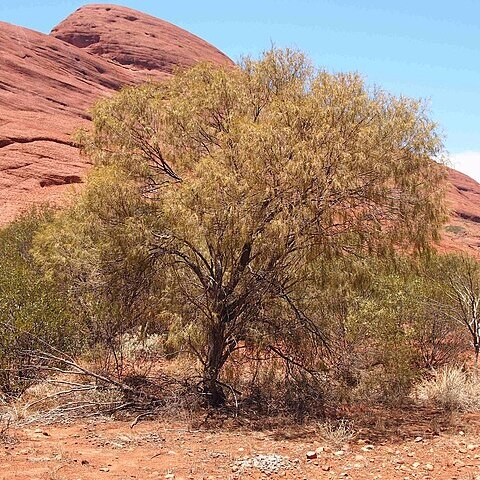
top-left (2, 407), bottom-right (480, 479)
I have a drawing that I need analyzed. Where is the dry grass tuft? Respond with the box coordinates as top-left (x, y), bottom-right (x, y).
top-left (415, 366), bottom-right (480, 412)
top-left (0, 413), bottom-right (17, 445)
top-left (315, 418), bottom-right (355, 447)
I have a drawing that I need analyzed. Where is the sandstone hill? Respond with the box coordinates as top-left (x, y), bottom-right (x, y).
top-left (0, 4), bottom-right (478, 253)
top-left (0, 4), bottom-right (230, 224)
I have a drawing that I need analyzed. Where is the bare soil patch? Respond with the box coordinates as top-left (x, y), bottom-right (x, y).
top-left (2, 406), bottom-right (480, 479)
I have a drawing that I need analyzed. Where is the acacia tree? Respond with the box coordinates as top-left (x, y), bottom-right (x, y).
top-left (37, 49), bottom-right (446, 406)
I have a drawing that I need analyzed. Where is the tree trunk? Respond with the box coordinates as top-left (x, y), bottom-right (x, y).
top-left (475, 342), bottom-right (479, 379)
top-left (202, 321), bottom-right (227, 407)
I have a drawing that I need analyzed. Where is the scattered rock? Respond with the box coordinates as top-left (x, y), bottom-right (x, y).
top-left (306, 451), bottom-right (317, 460)
top-left (233, 454), bottom-right (294, 475)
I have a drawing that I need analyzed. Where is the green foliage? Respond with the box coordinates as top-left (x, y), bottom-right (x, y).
top-left (307, 255), bottom-right (468, 402)
top-left (35, 48), bottom-right (448, 407)
top-left (445, 224), bottom-right (466, 235)
top-left (32, 169), bottom-right (166, 365)
top-left (0, 209), bottom-right (77, 396)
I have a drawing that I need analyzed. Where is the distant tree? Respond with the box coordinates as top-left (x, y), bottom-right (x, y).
top-left (428, 254), bottom-right (480, 374)
top-left (36, 49), bottom-right (447, 406)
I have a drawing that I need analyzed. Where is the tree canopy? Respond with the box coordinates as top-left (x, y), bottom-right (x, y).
top-left (35, 49), bottom-right (447, 406)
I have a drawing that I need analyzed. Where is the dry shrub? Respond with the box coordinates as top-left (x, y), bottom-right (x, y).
top-left (315, 418), bottom-right (355, 447)
top-left (14, 377), bottom-right (124, 424)
top-left (120, 333), bottom-right (166, 361)
top-left (222, 353), bottom-right (327, 421)
top-left (0, 413), bottom-right (17, 445)
top-left (415, 366), bottom-right (480, 411)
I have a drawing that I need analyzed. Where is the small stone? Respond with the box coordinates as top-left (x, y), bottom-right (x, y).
top-left (467, 444), bottom-right (478, 451)
top-left (165, 475), bottom-right (175, 480)
top-left (414, 437), bottom-right (423, 443)
top-left (425, 463), bottom-right (434, 471)
top-left (99, 467), bottom-right (110, 472)
top-left (355, 455), bottom-right (365, 461)
top-left (334, 450), bottom-right (345, 456)
top-left (412, 462), bottom-right (421, 468)
top-left (321, 464), bottom-right (331, 471)
top-left (459, 431), bottom-right (465, 436)
top-left (361, 445), bottom-right (375, 452)
top-left (306, 450), bottom-right (317, 459)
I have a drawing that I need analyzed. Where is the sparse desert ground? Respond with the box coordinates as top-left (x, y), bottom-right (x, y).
top-left (2, 406), bottom-right (480, 480)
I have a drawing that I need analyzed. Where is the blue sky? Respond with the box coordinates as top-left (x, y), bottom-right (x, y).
top-left (1, 0), bottom-right (479, 180)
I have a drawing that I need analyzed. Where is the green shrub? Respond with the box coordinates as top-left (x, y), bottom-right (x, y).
top-left (0, 208), bottom-right (79, 396)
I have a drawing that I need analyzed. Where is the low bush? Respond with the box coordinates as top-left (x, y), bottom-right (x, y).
top-left (414, 366), bottom-right (480, 411)
top-left (0, 208), bottom-right (80, 397)
top-left (315, 419), bottom-right (355, 447)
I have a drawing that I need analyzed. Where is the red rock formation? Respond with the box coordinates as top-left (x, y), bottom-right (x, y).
top-left (442, 168), bottom-right (480, 254)
top-left (0, 4), bottom-right (479, 254)
top-left (51, 4), bottom-right (231, 74)
top-left (0, 4), bottom-right (231, 224)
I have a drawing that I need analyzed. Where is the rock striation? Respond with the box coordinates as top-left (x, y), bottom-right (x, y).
top-left (51, 4), bottom-right (231, 74)
top-left (0, 4), bottom-right (230, 223)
